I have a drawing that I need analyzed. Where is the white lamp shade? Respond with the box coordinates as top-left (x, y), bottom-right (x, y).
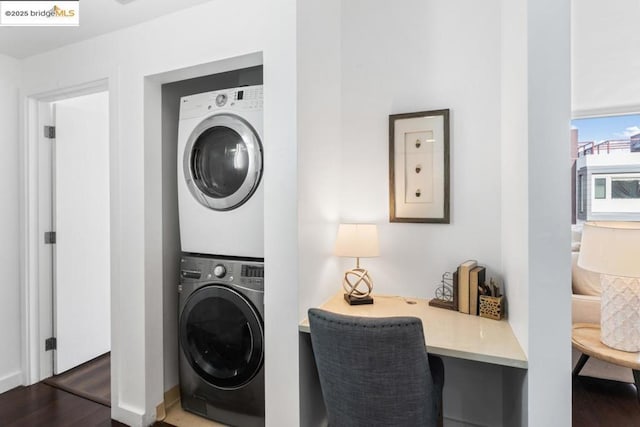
top-left (334, 224), bottom-right (380, 258)
top-left (578, 221), bottom-right (640, 278)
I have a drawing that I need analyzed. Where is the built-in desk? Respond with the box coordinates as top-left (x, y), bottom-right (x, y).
top-left (300, 292), bottom-right (527, 369)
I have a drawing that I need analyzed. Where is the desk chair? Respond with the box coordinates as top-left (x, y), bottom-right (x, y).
top-left (308, 308), bottom-right (444, 427)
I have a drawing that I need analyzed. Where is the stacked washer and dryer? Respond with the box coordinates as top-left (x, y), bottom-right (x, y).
top-left (176, 85), bottom-right (265, 427)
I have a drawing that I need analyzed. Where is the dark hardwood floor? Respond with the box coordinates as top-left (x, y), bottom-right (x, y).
top-left (44, 352), bottom-right (111, 407)
top-left (0, 383), bottom-right (174, 427)
top-left (573, 375), bottom-right (640, 426)
top-left (0, 374), bottom-right (638, 426)
top-left (0, 383), bottom-right (121, 427)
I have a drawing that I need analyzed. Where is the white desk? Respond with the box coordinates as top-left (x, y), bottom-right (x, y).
top-left (299, 293), bottom-right (527, 369)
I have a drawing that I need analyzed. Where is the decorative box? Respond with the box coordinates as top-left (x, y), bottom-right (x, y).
top-left (479, 295), bottom-right (504, 320)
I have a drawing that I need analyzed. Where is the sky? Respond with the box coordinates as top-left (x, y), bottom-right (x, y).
top-left (572, 114), bottom-right (640, 143)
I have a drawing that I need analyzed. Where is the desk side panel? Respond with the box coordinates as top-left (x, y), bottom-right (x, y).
top-left (442, 356), bottom-right (505, 427)
top-left (299, 332), bottom-right (328, 427)
top-left (503, 365), bottom-right (527, 427)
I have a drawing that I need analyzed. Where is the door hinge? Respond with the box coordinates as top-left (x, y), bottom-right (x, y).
top-left (45, 337), bottom-right (57, 351)
top-left (44, 126), bottom-right (56, 139)
top-left (44, 231), bottom-right (56, 244)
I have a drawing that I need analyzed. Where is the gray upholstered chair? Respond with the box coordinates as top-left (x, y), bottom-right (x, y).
top-left (308, 308), bottom-right (444, 427)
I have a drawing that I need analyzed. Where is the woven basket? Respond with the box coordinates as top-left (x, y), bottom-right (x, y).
top-left (479, 295), bottom-right (504, 320)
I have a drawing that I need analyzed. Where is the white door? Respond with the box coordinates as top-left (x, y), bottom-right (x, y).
top-left (53, 92), bottom-right (111, 374)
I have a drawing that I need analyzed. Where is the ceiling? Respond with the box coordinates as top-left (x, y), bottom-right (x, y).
top-left (0, 0), bottom-right (213, 59)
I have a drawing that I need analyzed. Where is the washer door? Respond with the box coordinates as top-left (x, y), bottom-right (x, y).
top-left (184, 113), bottom-right (262, 211)
top-left (180, 284), bottom-right (264, 390)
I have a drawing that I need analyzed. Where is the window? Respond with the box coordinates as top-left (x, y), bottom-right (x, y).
top-left (594, 177), bottom-right (606, 199)
top-left (572, 114), bottom-right (640, 157)
top-left (572, 113), bottom-right (640, 221)
top-left (612, 178), bottom-right (640, 199)
top-left (578, 173), bottom-right (586, 214)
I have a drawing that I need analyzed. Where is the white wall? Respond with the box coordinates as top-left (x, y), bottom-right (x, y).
top-left (297, 1), bottom-right (342, 425)
top-left (500, 0), bottom-right (529, 423)
top-left (296, 0), bottom-right (342, 323)
top-left (0, 53), bottom-right (22, 394)
top-left (340, 0), bottom-right (502, 299)
top-left (502, 0), bottom-right (572, 426)
top-left (572, 0), bottom-right (640, 115)
top-left (262, 2), bottom-right (299, 425)
top-left (527, 0), bottom-right (572, 424)
top-left (20, 1), bottom-right (299, 426)
top-left (340, 1), bottom-right (504, 425)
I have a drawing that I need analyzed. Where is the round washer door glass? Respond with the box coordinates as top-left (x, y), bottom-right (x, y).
top-left (184, 113), bottom-right (262, 211)
top-left (180, 285), bottom-right (263, 389)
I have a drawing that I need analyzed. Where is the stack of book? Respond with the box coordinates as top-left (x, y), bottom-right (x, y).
top-left (428, 261), bottom-right (498, 314)
top-left (456, 260), bottom-right (490, 315)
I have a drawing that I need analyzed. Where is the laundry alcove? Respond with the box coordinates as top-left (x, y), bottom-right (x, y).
top-left (143, 52), bottom-right (264, 415)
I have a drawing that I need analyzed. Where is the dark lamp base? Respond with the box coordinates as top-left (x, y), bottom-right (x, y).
top-left (344, 293), bottom-right (374, 305)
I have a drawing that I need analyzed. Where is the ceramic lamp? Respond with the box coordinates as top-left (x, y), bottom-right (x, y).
top-left (578, 222), bottom-right (640, 352)
top-left (334, 224), bottom-right (379, 305)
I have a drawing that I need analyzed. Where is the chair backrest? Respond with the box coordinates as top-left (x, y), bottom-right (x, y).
top-left (308, 308), bottom-right (439, 427)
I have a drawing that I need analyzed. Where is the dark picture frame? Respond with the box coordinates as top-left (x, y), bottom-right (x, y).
top-left (389, 109), bottom-right (450, 223)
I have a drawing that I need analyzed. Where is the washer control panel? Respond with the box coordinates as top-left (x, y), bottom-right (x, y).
top-left (180, 255), bottom-right (264, 292)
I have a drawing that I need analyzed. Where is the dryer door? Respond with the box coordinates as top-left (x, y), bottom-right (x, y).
top-left (180, 284), bottom-right (264, 390)
top-left (184, 113), bottom-right (262, 211)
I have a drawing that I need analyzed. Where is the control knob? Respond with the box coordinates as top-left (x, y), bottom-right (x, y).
top-left (213, 264), bottom-right (227, 278)
top-left (215, 94), bottom-right (227, 107)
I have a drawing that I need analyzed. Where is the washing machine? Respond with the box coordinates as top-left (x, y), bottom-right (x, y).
top-left (179, 254), bottom-right (264, 427)
top-left (177, 85), bottom-right (263, 257)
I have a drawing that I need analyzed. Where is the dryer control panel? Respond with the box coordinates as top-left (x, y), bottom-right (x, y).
top-left (179, 85), bottom-right (263, 120)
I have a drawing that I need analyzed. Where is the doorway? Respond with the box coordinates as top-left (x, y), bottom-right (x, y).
top-left (25, 87), bottom-right (111, 406)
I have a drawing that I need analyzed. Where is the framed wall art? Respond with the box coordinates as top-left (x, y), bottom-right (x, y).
top-left (389, 109), bottom-right (450, 223)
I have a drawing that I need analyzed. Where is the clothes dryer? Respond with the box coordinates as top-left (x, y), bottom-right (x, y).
top-left (177, 85), bottom-right (263, 257)
top-left (179, 254), bottom-right (264, 427)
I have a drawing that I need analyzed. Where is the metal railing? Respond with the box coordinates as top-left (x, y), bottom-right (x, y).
top-left (578, 140), bottom-right (632, 157)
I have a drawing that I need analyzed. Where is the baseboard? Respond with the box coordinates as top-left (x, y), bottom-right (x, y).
top-left (156, 385), bottom-right (180, 421)
top-left (165, 385), bottom-right (181, 408)
top-left (444, 416), bottom-right (490, 427)
top-left (156, 401), bottom-right (166, 421)
top-left (0, 371), bottom-right (23, 394)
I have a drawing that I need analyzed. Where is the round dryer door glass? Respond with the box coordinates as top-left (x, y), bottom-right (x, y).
top-left (184, 113), bottom-right (262, 211)
top-left (180, 285), bottom-right (264, 389)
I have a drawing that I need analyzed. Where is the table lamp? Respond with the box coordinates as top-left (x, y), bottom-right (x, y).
top-left (334, 224), bottom-right (380, 305)
top-left (578, 221), bottom-right (640, 352)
